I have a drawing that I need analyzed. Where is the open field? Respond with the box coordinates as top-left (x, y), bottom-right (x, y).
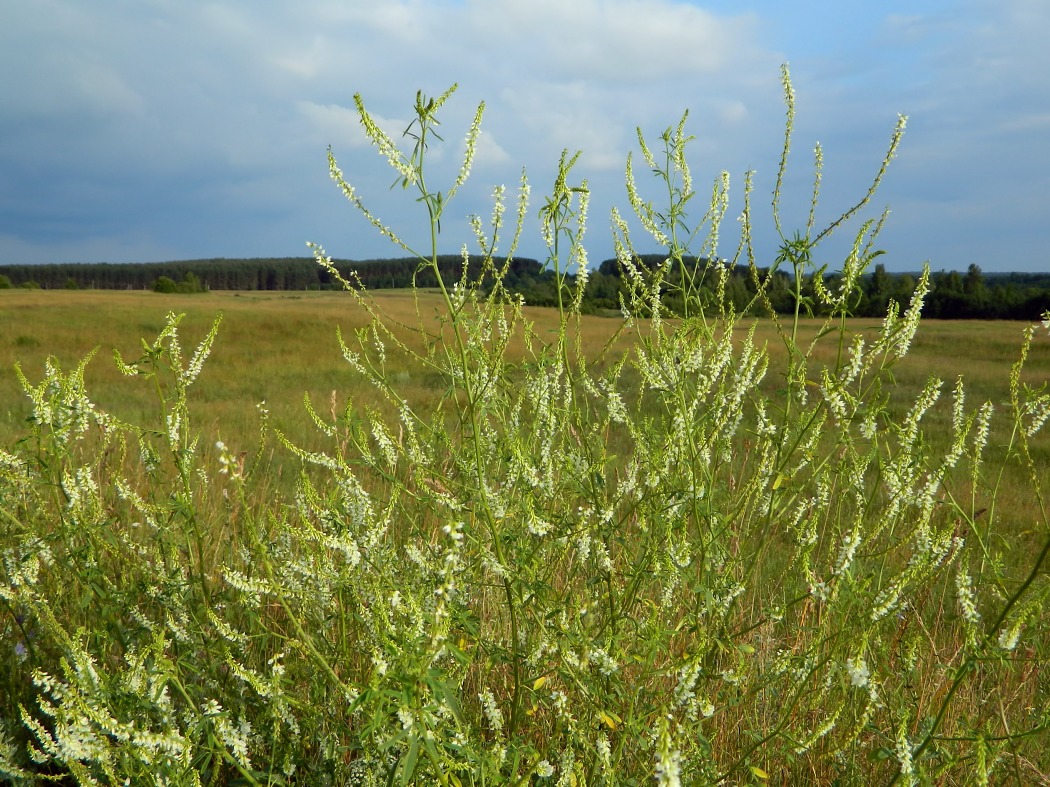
top-left (3, 288), bottom-right (1046, 492)
top-left (4, 288), bottom-right (1047, 431)
top-left (3, 287), bottom-right (1048, 575)
top-left (2, 287), bottom-right (1049, 783)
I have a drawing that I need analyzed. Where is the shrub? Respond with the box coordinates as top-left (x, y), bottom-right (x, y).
top-left (177, 271), bottom-right (206, 293)
top-left (2, 70), bottom-right (1048, 785)
top-left (152, 275), bottom-right (178, 293)
top-left (152, 272), bottom-right (207, 294)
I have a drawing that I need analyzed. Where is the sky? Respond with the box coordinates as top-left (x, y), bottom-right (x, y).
top-left (2, 0), bottom-right (1048, 274)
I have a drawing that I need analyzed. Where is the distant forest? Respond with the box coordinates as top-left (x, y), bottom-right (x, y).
top-left (1, 255), bottom-right (1049, 320)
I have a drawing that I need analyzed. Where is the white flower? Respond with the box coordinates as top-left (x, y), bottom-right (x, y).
top-left (955, 567), bottom-right (981, 627)
top-left (997, 622), bottom-right (1022, 651)
top-left (397, 707), bottom-right (414, 731)
top-left (479, 689), bottom-right (503, 734)
top-left (846, 656), bottom-right (870, 688)
top-left (535, 759), bottom-right (555, 778)
top-left (655, 748), bottom-right (682, 787)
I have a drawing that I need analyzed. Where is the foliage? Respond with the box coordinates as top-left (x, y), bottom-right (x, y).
top-left (152, 275), bottom-right (179, 293)
top-left (6, 256), bottom-right (1050, 321)
top-left (2, 71), bottom-right (1049, 785)
top-left (153, 272), bottom-right (208, 295)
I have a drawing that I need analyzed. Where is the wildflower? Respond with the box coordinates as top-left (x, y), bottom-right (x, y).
top-left (834, 530), bottom-right (862, 577)
top-left (871, 583), bottom-right (902, 621)
top-left (655, 743), bottom-right (682, 787)
top-left (997, 615), bottom-right (1025, 651)
top-left (442, 521), bottom-right (465, 544)
top-left (810, 579), bottom-right (830, 602)
top-left (591, 647), bottom-right (619, 676)
top-left (1024, 395), bottom-right (1050, 437)
top-left (606, 386), bottom-right (628, 424)
top-left (479, 689), bottom-right (504, 734)
top-left (372, 651), bottom-right (388, 677)
top-left (535, 759), bottom-right (555, 778)
top-left (955, 566), bottom-right (981, 627)
top-left (895, 721), bottom-right (915, 784)
top-left (527, 514), bottom-right (552, 537)
top-left (895, 266), bottom-right (929, 359)
top-left (211, 707), bottom-right (253, 769)
top-left (397, 707), bottom-right (414, 731)
top-left (449, 100), bottom-right (484, 198)
top-left (596, 735), bottom-right (612, 772)
top-left (846, 656), bottom-right (870, 688)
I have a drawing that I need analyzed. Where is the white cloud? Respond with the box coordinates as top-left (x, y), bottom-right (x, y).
top-left (72, 62), bottom-right (146, 117)
top-left (715, 99), bottom-right (749, 126)
top-left (496, 81), bottom-right (632, 172)
top-left (467, 0), bottom-right (760, 82)
top-left (298, 101), bottom-right (370, 148)
top-left (474, 130), bottom-right (512, 168)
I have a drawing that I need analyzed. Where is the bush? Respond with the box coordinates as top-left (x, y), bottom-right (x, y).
top-left (152, 275), bottom-right (178, 293)
top-left (2, 71), bottom-right (1048, 785)
top-left (153, 272), bottom-right (207, 293)
top-left (177, 271), bottom-right (206, 293)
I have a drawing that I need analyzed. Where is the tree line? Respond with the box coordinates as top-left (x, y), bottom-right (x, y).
top-left (1, 256), bottom-right (1048, 320)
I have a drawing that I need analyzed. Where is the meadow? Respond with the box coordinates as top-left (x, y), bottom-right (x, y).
top-left (2, 75), bottom-right (1049, 785)
top-left (3, 289), bottom-right (1046, 515)
top-left (3, 289), bottom-right (1046, 438)
top-left (3, 288), bottom-right (1048, 784)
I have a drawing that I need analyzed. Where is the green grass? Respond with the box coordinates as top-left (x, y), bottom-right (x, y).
top-left (3, 292), bottom-right (1046, 581)
top-left (4, 288), bottom-right (1047, 783)
top-left (4, 290), bottom-right (1045, 521)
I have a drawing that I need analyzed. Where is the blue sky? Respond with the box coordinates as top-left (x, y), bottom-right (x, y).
top-left (2, 0), bottom-right (1047, 273)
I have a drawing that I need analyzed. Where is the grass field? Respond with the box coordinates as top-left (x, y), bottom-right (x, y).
top-left (2, 287), bottom-right (1049, 783)
top-left (3, 287), bottom-right (1047, 568)
top-left (6, 71), bottom-right (1050, 782)
top-left (3, 288), bottom-right (1046, 502)
top-left (4, 288), bottom-right (1047, 427)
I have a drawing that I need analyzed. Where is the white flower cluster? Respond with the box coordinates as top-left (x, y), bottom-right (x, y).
top-left (955, 565), bottom-right (982, 628)
top-left (654, 719), bottom-right (683, 787)
top-left (478, 689), bottom-right (504, 734)
top-left (846, 655), bottom-right (871, 688)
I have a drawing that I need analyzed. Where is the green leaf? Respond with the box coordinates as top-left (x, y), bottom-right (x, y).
top-left (402, 736), bottom-right (420, 785)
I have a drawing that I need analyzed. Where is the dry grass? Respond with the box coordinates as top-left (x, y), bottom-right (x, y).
top-left (3, 289), bottom-right (1046, 499)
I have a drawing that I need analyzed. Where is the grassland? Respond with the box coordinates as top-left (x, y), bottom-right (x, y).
top-left (2, 287), bottom-right (1048, 783)
top-left (2, 287), bottom-right (1046, 551)
top-left (5, 288), bottom-right (1047, 422)
top-left (4, 287), bottom-right (1047, 624)
top-left (3, 288), bottom-right (1046, 503)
